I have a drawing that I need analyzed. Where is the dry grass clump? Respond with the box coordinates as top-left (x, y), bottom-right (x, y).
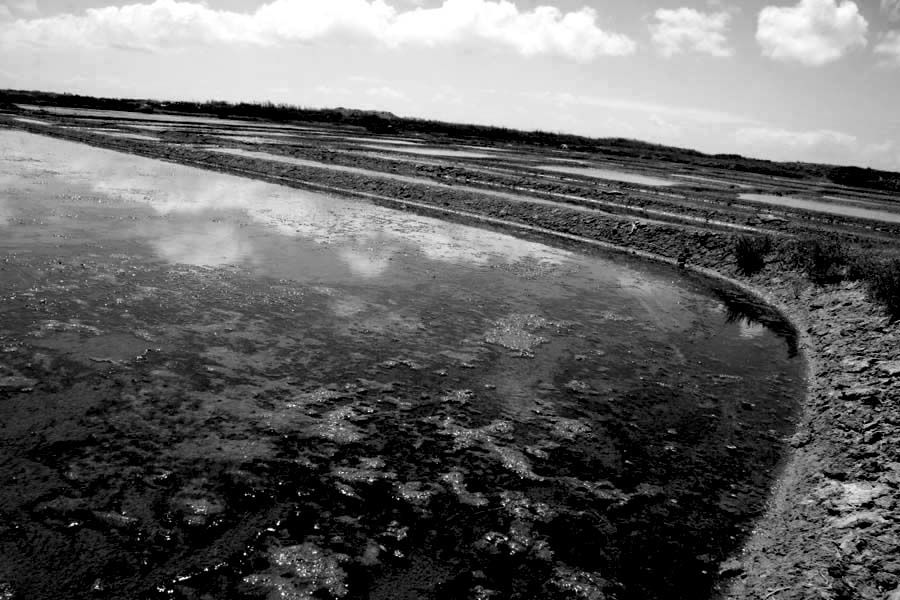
top-left (866, 259), bottom-right (900, 320)
top-left (732, 235), bottom-right (772, 276)
top-left (731, 231), bottom-right (899, 320)
top-left (790, 236), bottom-right (848, 285)
top-left (849, 255), bottom-right (900, 320)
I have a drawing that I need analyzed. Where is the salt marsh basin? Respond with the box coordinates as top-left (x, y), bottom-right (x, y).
top-left (0, 130), bottom-right (802, 600)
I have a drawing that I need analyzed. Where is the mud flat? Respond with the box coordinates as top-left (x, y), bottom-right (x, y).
top-left (1, 113), bottom-right (899, 600)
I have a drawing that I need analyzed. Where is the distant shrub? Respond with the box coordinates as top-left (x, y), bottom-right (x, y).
top-left (864, 258), bottom-right (900, 320)
top-left (733, 235), bottom-right (772, 276)
top-left (791, 236), bottom-right (847, 285)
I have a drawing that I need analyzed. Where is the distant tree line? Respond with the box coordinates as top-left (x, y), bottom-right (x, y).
top-left (2, 88), bottom-right (898, 193)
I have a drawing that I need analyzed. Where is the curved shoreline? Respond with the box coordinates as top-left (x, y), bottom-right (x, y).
top-left (4, 122), bottom-right (900, 598)
top-left (168, 150), bottom-right (900, 600)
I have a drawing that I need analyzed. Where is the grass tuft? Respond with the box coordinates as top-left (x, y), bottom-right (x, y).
top-left (860, 258), bottom-right (900, 320)
top-left (791, 236), bottom-right (847, 285)
top-left (733, 235), bottom-right (772, 276)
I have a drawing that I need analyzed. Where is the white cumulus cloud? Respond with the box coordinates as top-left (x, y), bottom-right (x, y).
top-left (13, 0), bottom-right (38, 15)
top-left (649, 8), bottom-right (733, 57)
top-left (756, 0), bottom-right (867, 66)
top-left (875, 30), bottom-right (900, 65)
top-left (365, 85), bottom-right (405, 100)
top-left (0, 0), bottom-right (636, 62)
top-left (0, 0), bottom-right (37, 19)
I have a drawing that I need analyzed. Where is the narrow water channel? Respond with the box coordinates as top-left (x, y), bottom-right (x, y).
top-left (0, 130), bottom-right (802, 600)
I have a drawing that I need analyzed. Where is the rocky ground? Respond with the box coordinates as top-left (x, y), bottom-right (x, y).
top-left (2, 111), bottom-right (900, 599)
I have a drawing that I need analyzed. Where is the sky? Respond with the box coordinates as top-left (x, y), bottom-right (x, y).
top-left (0, 0), bottom-right (898, 170)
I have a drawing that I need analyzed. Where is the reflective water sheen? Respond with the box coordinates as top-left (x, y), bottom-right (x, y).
top-left (88, 129), bottom-right (159, 141)
top-left (215, 135), bottom-right (308, 145)
top-left (15, 104), bottom-right (308, 129)
top-left (12, 117), bottom-right (52, 126)
top-left (341, 136), bottom-right (423, 146)
top-left (206, 147), bottom-right (621, 214)
top-left (357, 144), bottom-right (496, 158)
top-left (538, 164), bottom-right (677, 186)
top-left (671, 174), bottom-right (750, 188)
top-left (0, 130), bottom-right (801, 600)
top-left (739, 192), bottom-right (900, 223)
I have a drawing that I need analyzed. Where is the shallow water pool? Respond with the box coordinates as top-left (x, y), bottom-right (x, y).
top-left (0, 129), bottom-right (801, 600)
top-left (357, 144), bottom-right (496, 159)
top-left (739, 193), bottom-right (900, 224)
top-left (537, 165), bottom-right (677, 187)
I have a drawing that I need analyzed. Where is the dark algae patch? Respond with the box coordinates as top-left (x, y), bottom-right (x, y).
top-left (0, 131), bottom-right (803, 599)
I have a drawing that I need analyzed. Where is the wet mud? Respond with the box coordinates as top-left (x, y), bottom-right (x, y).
top-left (0, 129), bottom-right (806, 600)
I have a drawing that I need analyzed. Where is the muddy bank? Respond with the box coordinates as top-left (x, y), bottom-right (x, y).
top-left (2, 121), bottom-right (899, 599)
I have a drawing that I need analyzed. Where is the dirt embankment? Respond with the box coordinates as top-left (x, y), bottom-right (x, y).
top-left (4, 120), bottom-right (900, 599)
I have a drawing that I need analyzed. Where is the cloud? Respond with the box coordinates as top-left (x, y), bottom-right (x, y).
top-left (0, 0), bottom-right (37, 19)
top-left (883, 0), bottom-right (900, 21)
top-left (0, 0), bottom-right (636, 62)
top-left (365, 85), bottom-right (405, 100)
top-left (756, 0), bottom-right (867, 66)
top-left (12, 0), bottom-right (38, 15)
top-left (649, 8), bottom-right (733, 57)
top-left (735, 126), bottom-right (899, 169)
top-left (875, 31), bottom-right (900, 65)
top-left (313, 84), bottom-right (351, 97)
top-left (649, 114), bottom-right (684, 137)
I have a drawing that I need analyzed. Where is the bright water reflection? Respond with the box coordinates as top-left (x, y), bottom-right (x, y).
top-left (215, 135), bottom-right (307, 145)
top-left (358, 144), bottom-right (495, 158)
top-left (0, 130), bottom-right (571, 276)
top-left (156, 222), bottom-right (254, 266)
top-left (671, 174), bottom-right (750, 188)
top-left (538, 164), bottom-right (677, 186)
top-left (16, 104), bottom-right (309, 129)
top-left (88, 130), bottom-right (159, 142)
top-left (739, 193), bottom-right (900, 224)
top-left (341, 136), bottom-right (423, 145)
top-left (13, 117), bottom-right (52, 126)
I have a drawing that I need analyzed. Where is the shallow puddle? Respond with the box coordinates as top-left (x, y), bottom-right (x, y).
top-left (357, 144), bottom-right (496, 159)
top-left (215, 134), bottom-right (308, 145)
top-left (459, 144), bottom-right (511, 153)
top-left (15, 104), bottom-right (310, 130)
top-left (738, 193), bottom-right (900, 223)
top-left (87, 130), bottom-right (160, 142)
top-left (341, 136), bottom-right (423, 146)
top-left (205, 147), bottom-right (595, 214)
top-left (12, 117), bottom-right (52, 126)
top-left (0, 130), bottom-right (801, 600)
top-left (538, 165), bottom-right (677, 187)
top-left (671, 174), bottom-right (750, 188)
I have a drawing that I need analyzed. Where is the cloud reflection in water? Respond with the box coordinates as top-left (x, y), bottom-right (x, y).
top-left (2, 130), bottom-right (575, 276)
top-left (150, 221), bottom-right (255, 267)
